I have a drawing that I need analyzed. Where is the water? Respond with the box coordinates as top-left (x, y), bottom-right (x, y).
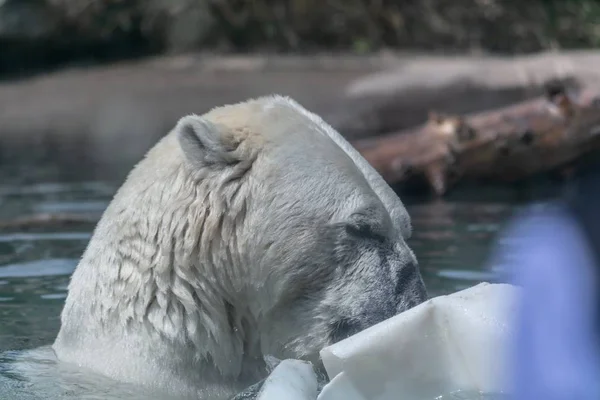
top-left (0, 182), bottom-right (110, 354)
top-left (408, 199), bottom-right (517, 296)
top-left (0, 179), bottom-right (528, 399)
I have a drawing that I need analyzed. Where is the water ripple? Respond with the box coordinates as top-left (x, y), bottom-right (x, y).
top-left (0, 259), bottom-right (78, 278)
top-left (0, 182), bottom-right (115, 196)
top-left (0, 233), bottom-right (91, 243)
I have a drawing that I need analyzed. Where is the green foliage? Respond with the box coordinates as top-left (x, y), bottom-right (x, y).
top-left (201, 0), bottom-right (600, 53)
top-left (4, 0), bottom-right (600, 76)
top-left (16, 0), bottom-right (600, 53)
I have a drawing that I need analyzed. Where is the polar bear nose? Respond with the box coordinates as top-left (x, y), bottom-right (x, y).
top-left (394, 261), bottom-right (428, 312)
top-left (394, 261), bottom-right (419, 297)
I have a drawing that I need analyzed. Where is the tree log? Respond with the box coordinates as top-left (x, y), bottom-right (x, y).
top-left (352, 82), bottom-right (600, 196)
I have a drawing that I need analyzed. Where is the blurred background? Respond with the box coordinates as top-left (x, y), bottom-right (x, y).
top-left (1, 0), bottom-right (600, 359)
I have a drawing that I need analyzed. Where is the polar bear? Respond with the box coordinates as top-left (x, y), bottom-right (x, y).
top-left (52, 95), bottom-right (427, 399)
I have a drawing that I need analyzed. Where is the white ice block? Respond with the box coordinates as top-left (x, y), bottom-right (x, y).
top-left (317, 372), bottom-right (364, 400)
top-left (257, 359), bottom-right (318, 400)
top-left (317, 282), bottom-right (518, 400)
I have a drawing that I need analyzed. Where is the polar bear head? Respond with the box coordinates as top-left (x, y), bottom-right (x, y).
top-left (55, 95), bottom-right (427, 394)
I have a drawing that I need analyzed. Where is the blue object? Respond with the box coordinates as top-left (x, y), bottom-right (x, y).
top-left (493, 204), bottom-right (600, 400)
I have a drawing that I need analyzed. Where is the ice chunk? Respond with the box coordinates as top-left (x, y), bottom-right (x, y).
top-left (318, 282), bottom-right (517, 400)
top-left (317, 372), bottom-right (363, 400)
top-left (256, 359), bottom-right (318, 400)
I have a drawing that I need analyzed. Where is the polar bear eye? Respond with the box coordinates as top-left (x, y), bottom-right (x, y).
top-left (344, 222), bottom-right (384, 242)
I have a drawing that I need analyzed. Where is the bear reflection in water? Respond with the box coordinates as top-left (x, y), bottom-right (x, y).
top-left (3, 96), bottom-right (427, 400)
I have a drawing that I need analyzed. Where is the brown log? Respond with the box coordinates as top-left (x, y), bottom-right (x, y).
top-left (352, 82), bottom-right (600, 196)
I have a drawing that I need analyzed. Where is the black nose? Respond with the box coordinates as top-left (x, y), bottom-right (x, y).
top-left (395, 261), bottom-right (428, 312)
top-left (394, 261), bottom-right (419, 298)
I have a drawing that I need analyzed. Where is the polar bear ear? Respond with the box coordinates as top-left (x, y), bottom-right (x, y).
top-left (176, 114), bottom-right (239, 169)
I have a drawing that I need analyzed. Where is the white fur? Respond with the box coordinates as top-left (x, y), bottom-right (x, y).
top-left (53, 95), bottom-right (426, 399)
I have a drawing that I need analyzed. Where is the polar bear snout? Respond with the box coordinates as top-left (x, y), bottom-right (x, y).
top-left (394, 260), bottom-right (428, 313)
top-left (326, 255), bottom-right (427, 344)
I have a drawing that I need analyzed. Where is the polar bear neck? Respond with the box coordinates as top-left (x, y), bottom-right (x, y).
top-left (57, 134), bottom-right (265, 382)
